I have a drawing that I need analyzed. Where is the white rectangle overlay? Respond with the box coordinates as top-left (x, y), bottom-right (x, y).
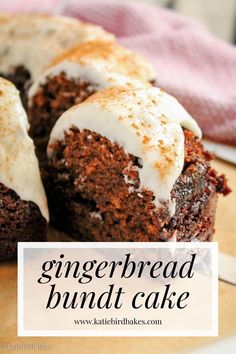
top-left (18, 242), bottom-right (218, 337)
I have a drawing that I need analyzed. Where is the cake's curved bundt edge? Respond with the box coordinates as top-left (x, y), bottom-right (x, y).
top-left (0, 77), bottom-right (48, 261)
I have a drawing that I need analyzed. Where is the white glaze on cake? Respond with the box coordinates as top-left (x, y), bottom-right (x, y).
top-left (0, 78), bottom-right (49, 221)
top-left (28, 40), bottom-right (155, 100)
top-left (0, 13), bottom-right (114, 80)
top-left (48, 87), bottom-right (201, 216)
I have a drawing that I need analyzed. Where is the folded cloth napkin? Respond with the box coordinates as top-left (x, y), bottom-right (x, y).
top-left (1, 0), bottom-right (236, 145)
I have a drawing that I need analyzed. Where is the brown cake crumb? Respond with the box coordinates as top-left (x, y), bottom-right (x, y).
top-left (0, 65), bottom-right (31, 108)
top-left (28, 73), bottom-right (96, 165)
top-left (47, 128), bottom-right (229, 242)
top-left (0, 183), bottom-right (47, 261)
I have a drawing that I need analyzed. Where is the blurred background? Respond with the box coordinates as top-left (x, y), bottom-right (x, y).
top-left (130, 0), bottom-right (236, 43)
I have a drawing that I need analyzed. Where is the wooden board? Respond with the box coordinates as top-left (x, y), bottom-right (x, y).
top-left (0, 159), bottom-right (236, 354)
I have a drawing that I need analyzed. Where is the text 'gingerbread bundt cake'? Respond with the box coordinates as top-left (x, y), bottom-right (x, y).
top-left (0, 78), bottom-right (49, 260)
top-left (46, 87), bottom-right (229, 243)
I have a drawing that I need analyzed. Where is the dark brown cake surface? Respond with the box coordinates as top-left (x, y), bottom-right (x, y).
top-left (28, 73), bottom-right (96, 164)
top-left (0, 183), bottom-right (47, 261)
top-left (0, 65), bottom-right (31, 108)
top-left (47, 128), bottom-right (229, 242)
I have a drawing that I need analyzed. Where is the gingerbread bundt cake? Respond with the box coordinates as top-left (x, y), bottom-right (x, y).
top-left (0, 14), bottom-right (229, 245)
top-left (47, 87), bottom-right (229, 242)
top-left (27, 40), bottom-right (155, 165)
top-left (0, 78), bottom-right (48, 260)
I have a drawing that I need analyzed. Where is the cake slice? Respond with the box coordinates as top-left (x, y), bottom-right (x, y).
top-left (0, 13), bottom-right (114, 107)
top-left (47, 87), bottom-right (229, 242)
top-left (0, 78), bottom-right (48, 260)
top-left (27, 40), bottom-right (155, 165)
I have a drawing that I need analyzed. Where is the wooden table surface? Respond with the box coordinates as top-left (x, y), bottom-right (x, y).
top-left (0, 159), bottom-right (235, 354)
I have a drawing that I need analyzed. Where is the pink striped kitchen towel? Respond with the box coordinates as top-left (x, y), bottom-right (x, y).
top-left (1, 0), bottom-right (236, 145)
